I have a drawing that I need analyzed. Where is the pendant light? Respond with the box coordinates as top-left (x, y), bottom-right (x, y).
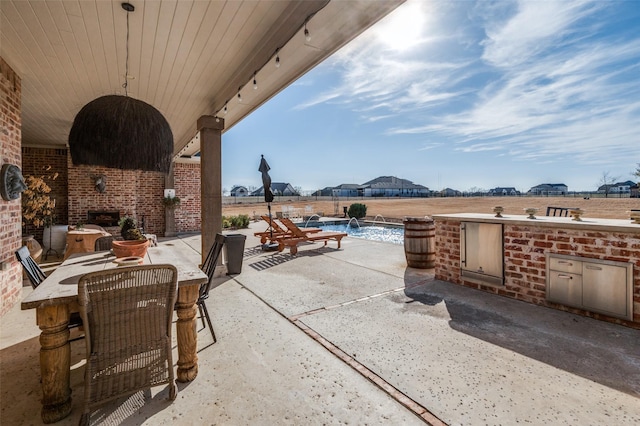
top-left (68, 2), bottom-right (173, 173)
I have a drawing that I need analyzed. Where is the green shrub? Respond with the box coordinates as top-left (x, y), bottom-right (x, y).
top-left (348, 203), bottom-right (367, 219)
top-left (230, 214), bottom-right (250, 229)
top-left (222, 214), bottom-right (250, 229)
top-left (222, 216), bottom-right (232, 229)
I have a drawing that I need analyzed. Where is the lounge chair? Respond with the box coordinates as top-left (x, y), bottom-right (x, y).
top-left (277, 218), bottom-right (347, 255)
top-left (254, 215), bottom-right (320, 243)
top-left (254, 215), bottom-right (289, 243)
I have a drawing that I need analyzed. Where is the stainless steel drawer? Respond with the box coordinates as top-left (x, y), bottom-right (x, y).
top-left (549, 257), bottom-right (582, 274)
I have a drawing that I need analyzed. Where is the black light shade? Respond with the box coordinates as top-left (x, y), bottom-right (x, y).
top-left (69, 95), bottom-right (173, 173)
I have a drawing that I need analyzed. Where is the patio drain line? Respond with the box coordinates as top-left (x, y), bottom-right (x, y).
top-left (235, 283), bottom-right (446, 426)
top-left (289, 287), bottom-right (406, 321)
top-left (293, 319), bottom-right (446, 426)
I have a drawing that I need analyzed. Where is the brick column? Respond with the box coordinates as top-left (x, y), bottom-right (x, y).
top-left (197, 116), bottom-right (224, 264)
top-left (164, 162), bottom-right (176, 237)
top-left (0, 58), bottom-right (23, 317)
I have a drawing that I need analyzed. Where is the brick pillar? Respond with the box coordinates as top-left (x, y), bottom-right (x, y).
top-left (0, 58), bottom-right (23, 317)
top-left (164, 162), bottom-right (176, 237)
top-left (198, 116), bottom-right (224, 264)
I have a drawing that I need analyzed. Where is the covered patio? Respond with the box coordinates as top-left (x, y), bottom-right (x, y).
top-left (1, 1), bottom-right (406, 422)
top-left (0, 0), bottom-right (404, 314)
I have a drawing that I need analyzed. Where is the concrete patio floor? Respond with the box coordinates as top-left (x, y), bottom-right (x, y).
top-left (1, 220), bottom-right (639, 425)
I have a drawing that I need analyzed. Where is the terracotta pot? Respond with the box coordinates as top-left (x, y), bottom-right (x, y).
top-left (111, 239), bottom-right (150, 259)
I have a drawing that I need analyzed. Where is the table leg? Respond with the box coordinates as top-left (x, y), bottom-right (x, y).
top-left (36, 304), bottom-right (72, 423)
top-left (175, 284), bottom-right (199, 382)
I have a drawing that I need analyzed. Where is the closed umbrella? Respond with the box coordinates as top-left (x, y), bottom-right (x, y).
top-left (259, 155), bottom-right (278, 250)
top-left (259, 155), bottom-right (274, 203)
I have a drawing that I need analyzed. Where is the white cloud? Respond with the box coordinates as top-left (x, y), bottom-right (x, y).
top-left (297, 0), bottom-right (640, 171)
top-left (480, 0), bottom-right (603, 68)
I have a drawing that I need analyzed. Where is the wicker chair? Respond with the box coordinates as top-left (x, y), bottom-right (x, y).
top-left (77, 264), bottom-right (178, 425)
top-left (94, 235), bottom-right (116, 252)
top-left (193, 233), bottom-right (226, 343)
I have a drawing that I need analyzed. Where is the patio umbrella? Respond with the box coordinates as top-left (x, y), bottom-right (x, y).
top-left (259, 155), bottom-right (274, 203)
top-left (259, 155), bottom-right (278, 250)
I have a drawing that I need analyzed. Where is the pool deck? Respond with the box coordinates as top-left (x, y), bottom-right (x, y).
top-left (1, 219), bottom-right (639, 425)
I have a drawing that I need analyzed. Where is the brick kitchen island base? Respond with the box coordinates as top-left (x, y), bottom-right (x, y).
top-left (432, 213), bottom-right (640, 329)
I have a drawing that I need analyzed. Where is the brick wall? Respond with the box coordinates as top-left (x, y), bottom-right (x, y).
top-left (174, 162), bottom-right (201, 232)
top-left (67, 157), bottom-right (165, 236)
top-left (21, 147), bottom-right (68, 243)
top-left (0, 58), bottom-right (23, 317)
top-left (435, 219), bottom-right (640, 328)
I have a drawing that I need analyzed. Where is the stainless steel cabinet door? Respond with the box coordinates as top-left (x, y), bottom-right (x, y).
top-left (548, 271), bottom-right (583, 306)
top-left (582, 262), bottom-right (631, 318)
top-left (461, 222), bottom-right (503, 278)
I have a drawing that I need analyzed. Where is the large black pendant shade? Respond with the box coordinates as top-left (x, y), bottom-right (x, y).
top-left (69, 95), bottom-right (173, 173)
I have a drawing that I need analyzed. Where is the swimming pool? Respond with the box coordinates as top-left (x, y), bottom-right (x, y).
top-left (318, 224), bottom-right (404, 245)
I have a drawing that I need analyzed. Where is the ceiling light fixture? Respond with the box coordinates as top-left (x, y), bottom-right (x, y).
top-left (304, 22), bottom-right (311, 42)
top-left (253, 73), bottom-right (258, 90)
top-left (237, 88), bottom-right (242, 102)
top-left (223, 102), bottom-right (228, 114)
top-left (275, 49), bottom-right (280, 68)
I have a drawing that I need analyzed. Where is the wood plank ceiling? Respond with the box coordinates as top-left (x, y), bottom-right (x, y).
top-left (1, 0), bottom-right (404, 158)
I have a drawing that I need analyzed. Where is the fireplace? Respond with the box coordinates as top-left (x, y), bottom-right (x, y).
top-left (87, 210), bottom-right (120, 227)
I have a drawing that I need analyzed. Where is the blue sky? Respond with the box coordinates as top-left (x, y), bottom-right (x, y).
top-left (222, 0), bottom-right (640, 194)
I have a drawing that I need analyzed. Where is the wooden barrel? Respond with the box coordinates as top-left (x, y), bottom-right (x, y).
top-left (403, 217), bottom-right (435, 269)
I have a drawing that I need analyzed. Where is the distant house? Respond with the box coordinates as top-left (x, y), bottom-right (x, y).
top-left (488, 187), bottom-right (520, 196)
top-left (230, 186), bottom-right (249, 197)
top-left (251, 182), bottom-right (299, 197)
top-left (528, 183), bottom-right (568, 196)
top-left (440, 188), bottom-right (461, 197)
top-left (312, 187), bottom-right (336, 197)
top-left (313, 176), bottom-right (431, 197)
top-left (631, 183), bottom-right (639, 198)
top-left (331, 184), bottom-right (362, 197)
top-left (361, 176), bottom-right (430, 197)
top-left (598, 180), bottom-right (636, 194)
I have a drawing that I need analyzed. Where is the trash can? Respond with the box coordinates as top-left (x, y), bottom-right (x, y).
top-left (224, 234), bottom-right (246, 275)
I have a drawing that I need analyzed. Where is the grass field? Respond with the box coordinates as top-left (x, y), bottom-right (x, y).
top-left (223, 196), bottom-right (639, 221)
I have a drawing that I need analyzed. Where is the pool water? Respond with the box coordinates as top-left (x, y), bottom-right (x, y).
top-left (318, 224), bottom-right (404, 245)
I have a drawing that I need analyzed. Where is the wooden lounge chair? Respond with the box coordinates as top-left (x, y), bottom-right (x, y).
top-left (254, 215), bottom-right (289, 243)
top-left (277, 218), bottom-right (347, 255)
top-left (254, 215), bottom-right (321, 243)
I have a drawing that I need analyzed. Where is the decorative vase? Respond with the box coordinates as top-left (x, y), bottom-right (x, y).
top-left (22, 235), bottom-right (43, 262)
top-left (493, 206), bottom-right (504, 218)
top-left (524, 208), bottom-right (538, 219)
top-left (111, 239), bottom-right (150, 259)
top-left (569, 209), bottom-right (584, 221)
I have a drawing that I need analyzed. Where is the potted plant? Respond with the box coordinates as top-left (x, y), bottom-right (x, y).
top-left (21, 175), bottom-right (56, 261)
top-left (112, 216), bottom-right (149, 258)
top-left (162, 195), bottom-right (181, 209)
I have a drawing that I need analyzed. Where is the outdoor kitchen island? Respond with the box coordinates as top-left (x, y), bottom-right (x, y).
top-left (432, 212), bottom-right (640, 329)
